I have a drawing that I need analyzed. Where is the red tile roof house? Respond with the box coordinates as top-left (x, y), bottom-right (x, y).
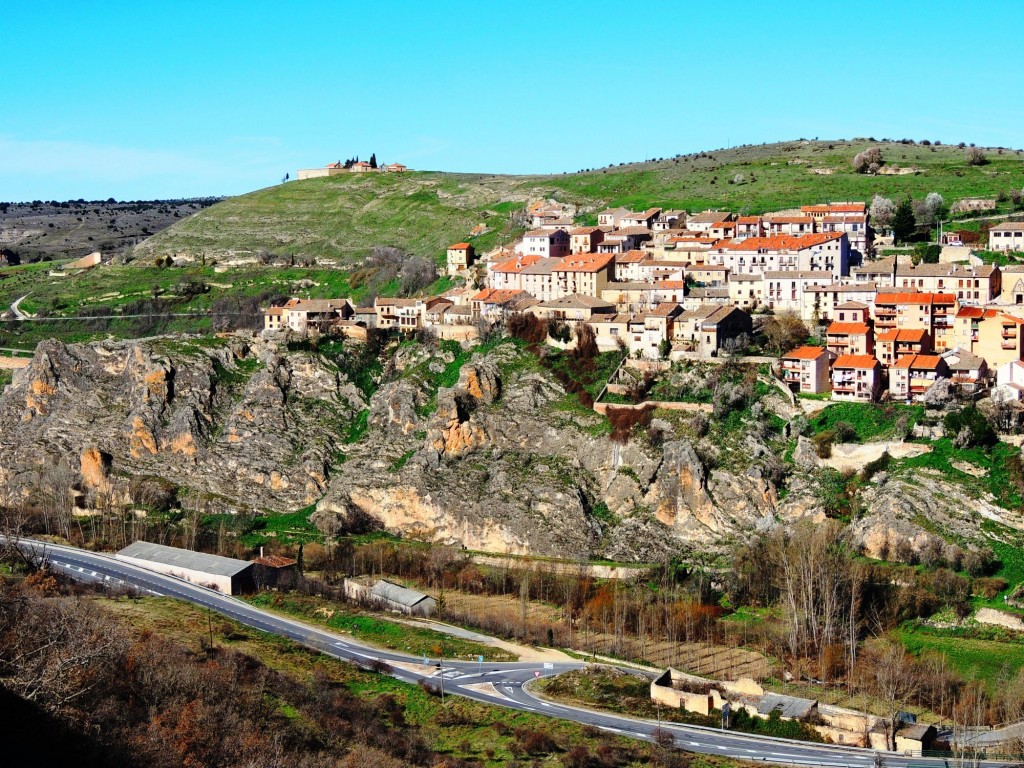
top-left (889, 354), bottom-right (950, 401)
top-left (826, 321), bottom-right (874, 357)
top-left (874, 328), bottom-right (932, 367)
top-left (446, 242), bottom-right (475, 276)
top-left (831, 355), bottom-right (883, 402)
top-left (780, 346), bottom-right (833, 394)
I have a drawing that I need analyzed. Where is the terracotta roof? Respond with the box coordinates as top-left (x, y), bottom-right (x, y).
top-left (493, 254), bottom-right (542, 273)
top-left (651, 302), bottom-right (682, 317)
top-left (569, 226), bottom-right (602, 235)
top-left (687, 210), bottom-right (733, 224)
top-left (253, 555), bottom-right (298, 568)
top-left (449, 242), bottom-right (471, 250)
top-left (713, 221), bottom-right (736, 228)
top-left (556, 252), bottom-right (614, 273)
top-left (783, 345), bottom-right (827, 361)
top-left (827, 322), bottom-right (870, 335)
top-left (767, 216), bottom-right (815, 225)
top-left (892, 354), bottom-right (944, 370)
top-left (615, 250), bottom-right (648, 263)
top-left (834, 354), bottom-right (879, 369)
top-left (1001, 313), bottom-right (1024, 325)
top-left (264, 306), bottom-right (283, 316)
top-left (617, 225), bottom-right (656, 236)
top-left (524, 228), bottom-right (566, 238)
top-left (717, 232), bottom-right (843, 252)
top-left (876, 328), bottom-right (927, 343)
top-left (822, 214), bottom-right (867, 223)
top-left (992, 222), bottom-right (1024, 232)
top-left (472, 288), bottom-right (529, 304)
top-left (875, 292), bottom-right (956, 305)
top-left (836, 301), bottom-right (868, 309)
top-left (736, 216), bottom-right (762, 224)
top-left (829, 202), bottom-right (866, 213)
top-left (955, 306), bottom-right (998, 319)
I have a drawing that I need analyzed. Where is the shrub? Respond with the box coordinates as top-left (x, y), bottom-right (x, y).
top-left (972, 576), bottom-right (1009, 599)
top-left (944, 405), bottom-right (996, 449)
top-left (813, 430), bottom-right (835, 458)
top-left (860, 451), bottom-right (891, 482)
top-left (833, 421), bottom-right (857, 443)
top-left (607, 405), bottom-right (654, 444)
top-left (966, 147), bottom-right (989, 166)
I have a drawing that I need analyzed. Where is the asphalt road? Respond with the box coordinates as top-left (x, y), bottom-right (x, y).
top-left (12, 538), bottom-right (1017, 768)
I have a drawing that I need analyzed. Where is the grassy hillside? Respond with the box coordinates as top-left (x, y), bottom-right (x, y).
top-left (2, 139), bottom-right (1022, 351)
top-left (138, 139), bottom-right (1024, 264)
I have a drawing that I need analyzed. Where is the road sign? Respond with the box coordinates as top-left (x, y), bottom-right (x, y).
top-left (534, 670), bottom-right (541, 678)
top-left (478, 655), bottom-right (484, 662)
top-left (543, 662), bottom-right (553, 670)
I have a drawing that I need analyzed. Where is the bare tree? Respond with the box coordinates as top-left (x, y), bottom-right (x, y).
top-left (860, 640), bottom-right (921, 750)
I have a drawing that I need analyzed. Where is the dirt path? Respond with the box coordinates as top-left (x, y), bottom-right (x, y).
top-left (396, 617), bottom-right (574, 662)
top-left (822, 440), bottom-right (931, 472)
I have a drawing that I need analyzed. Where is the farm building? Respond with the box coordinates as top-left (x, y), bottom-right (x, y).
top-left (252, 552), bottom-right (299, 590)
top-left (116, 541), bottom-right (255, 595)
top-left (344, 577), bottom-right (437, 616)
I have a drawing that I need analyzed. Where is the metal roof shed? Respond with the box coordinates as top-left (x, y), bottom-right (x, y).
top-left (116, 541), bottom-right (255, 595)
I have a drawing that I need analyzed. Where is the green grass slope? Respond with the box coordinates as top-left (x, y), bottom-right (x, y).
top-left (138, 139), bottom-right (1024, 264)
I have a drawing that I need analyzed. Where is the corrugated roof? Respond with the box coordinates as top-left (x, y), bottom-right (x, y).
top-left (370, 580), bottom-right (431, 608)
top-left (756, 693), bottom-right (817, 719)
top-left (118, 541), bottom-right (252, 577)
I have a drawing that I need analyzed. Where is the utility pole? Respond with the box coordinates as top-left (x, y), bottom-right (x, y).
top-left (208, 607), bottom-right (214, 650)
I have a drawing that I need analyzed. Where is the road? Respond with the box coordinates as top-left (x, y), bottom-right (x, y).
top-left (9, 294), bottom-right (30, 320)
top-left (11, 537), bottom-right (1017, 768)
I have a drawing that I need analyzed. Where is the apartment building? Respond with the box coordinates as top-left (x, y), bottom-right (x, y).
top-left (831, 355), bottom-right (883, 402)
top-left (779, 346), bottom-right (832, 394)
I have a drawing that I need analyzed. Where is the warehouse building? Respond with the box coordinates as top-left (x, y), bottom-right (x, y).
top-left (116, 541), bottom-right (255, 595)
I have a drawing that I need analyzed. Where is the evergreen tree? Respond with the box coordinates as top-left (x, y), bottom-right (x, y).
top-left (892, 198), bottom-right (916, 244)
top-left (369, 153), bottom-right (377, 169)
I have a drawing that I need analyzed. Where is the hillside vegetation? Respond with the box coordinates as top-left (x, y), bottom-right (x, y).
top-left (137, 139), bottom-right (1024, 264)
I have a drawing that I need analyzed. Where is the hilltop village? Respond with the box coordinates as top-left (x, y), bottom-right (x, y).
top-left (263, 198), bottom-right (1024, 404)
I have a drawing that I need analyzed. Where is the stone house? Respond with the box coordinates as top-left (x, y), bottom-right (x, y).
top-left (531, 294), bottom-right (616, 325)
top-left (942, 348), bottom-right (989, 392)
top-left (674, 305), bottom-right (752, 357)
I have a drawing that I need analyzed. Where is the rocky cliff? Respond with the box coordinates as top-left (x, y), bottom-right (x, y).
top-left (0, 334), bottom-right (1019, 561)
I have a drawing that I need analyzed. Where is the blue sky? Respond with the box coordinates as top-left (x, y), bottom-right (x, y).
top-left (3, 0), bottom-right (1023, 201)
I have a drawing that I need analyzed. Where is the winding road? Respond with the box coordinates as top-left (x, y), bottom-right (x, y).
top-left (11, 538), bottom-right (1018, 768)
